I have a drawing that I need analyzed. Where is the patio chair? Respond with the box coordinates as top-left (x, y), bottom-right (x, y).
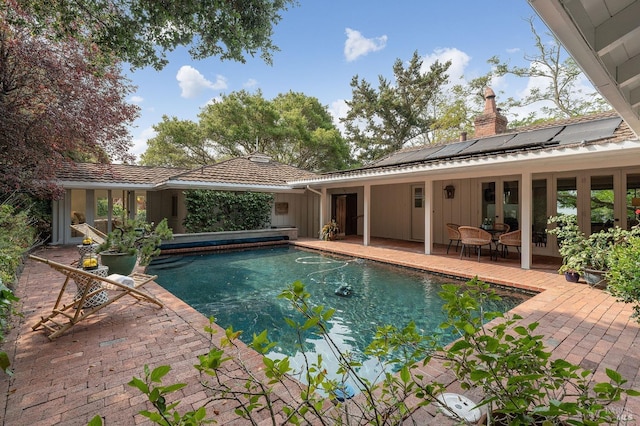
top-left (29, 255), bottom-right (162, 340)
top-left (497, 229), bottom-right (521, 258)
top-left (445, 223), bottom-right (462, 254)
top-left (458, 226), bottom-right (494, 261)
top-left (492, 222), bottom-right (510, 234)
top-left (70, 222), bottom-right (107, 245)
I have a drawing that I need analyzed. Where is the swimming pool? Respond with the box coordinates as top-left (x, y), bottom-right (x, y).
top-left (147, 246), bottom-right (529, 383)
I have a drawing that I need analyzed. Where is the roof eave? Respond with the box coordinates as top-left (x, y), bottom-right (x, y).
top-left (158, 180), bottom-right (306, 194)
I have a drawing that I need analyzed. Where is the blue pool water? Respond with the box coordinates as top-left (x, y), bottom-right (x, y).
top-left (147, 246), bottom-right (529, 383)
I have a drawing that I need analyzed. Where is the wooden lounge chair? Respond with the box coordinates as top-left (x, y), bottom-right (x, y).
top-left (70, 223), bottom-right (107, 245)
top-left (458, 226), bottom-right (494, 261)
top-left (497, 229), bottom-right (521, 258)
top-left (29, 255), bottom-right (162, 340)
top-left (445, 223), bottom-right (462, 254)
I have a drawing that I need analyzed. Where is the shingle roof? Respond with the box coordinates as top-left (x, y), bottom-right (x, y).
top-left (170, 153), bottom-right (318, 186)
top-left (56, 163), bottom-right (187, 185)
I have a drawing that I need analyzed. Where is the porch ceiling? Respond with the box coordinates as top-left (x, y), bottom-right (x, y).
top-left (529, 0), bottom-right (640, 137)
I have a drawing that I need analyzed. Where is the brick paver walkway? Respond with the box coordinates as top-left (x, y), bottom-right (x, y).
top-left (1, 240), bottom-right (639, 425)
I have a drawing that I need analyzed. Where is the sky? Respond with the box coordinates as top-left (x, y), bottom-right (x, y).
top-left (124, 1), bottom-right (591, 161)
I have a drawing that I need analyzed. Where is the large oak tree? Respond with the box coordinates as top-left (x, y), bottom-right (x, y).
top-left (7, 0), bottom-right (297, 70)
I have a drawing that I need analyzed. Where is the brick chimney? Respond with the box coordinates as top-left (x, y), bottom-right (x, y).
top-left (473, 87), bottom-right (507, 137)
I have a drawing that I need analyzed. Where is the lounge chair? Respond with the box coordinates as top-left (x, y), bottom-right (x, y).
top-left (458, 226), bottom-right (494, 261)
top-left (70, 223), bottom-right (107, 245)
top-left (29, 255), bottom-right (162, 340)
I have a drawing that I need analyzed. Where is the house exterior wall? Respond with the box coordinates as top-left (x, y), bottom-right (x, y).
top-left (371, 184), bottom-right (412, 240)
top-left (272, 192), bottom-right (320, 238)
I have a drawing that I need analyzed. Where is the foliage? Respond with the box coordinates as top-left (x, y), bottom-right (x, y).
top-left (489, 17), bottom-right (609, 126)
top-left (8, 0), bottom-right (298, 71)
top-left (139, 116), bottom-right (213, 169)
top-left (607, 236), bottom-right (640, 321)
top-left (127, 278), bottom-right (637, 425)
top-left (0, 197), bottom-right (37, 377)
top-left (342, 51), bottom-right (451, 164)
top-left (440, 279), bottom-right (639, 425)
top-left (183, 190), bottom-right (274, 233)
top-left (0, 9), bottom-right (139, 198)
top-left (197, 90), bottom-right (352, 172)
top-left (547, 215), bottom-right (640, 274)
top-left (96, 219), bottom-right (173, 266)
top-left (319, 220), bottom-right (339, 240)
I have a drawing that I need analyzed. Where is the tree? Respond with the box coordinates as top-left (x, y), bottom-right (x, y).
top-left (489, 17), bottom-right (609, 126)
top-left (7, 0), bottom-right (298, 70)
top-left (198, 90), bottom-right (352, 172)
top-left (0, 16), bottom-right (138, 198)
top-left (342, 51), bottom-right (450, 164)
top-left (139, 116), bottom-right (213, 168)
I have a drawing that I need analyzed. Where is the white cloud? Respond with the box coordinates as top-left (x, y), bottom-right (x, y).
top-left (129, 95), bottom-right (144, 104)
top-left (506, 47), bottom-right (521, 54)
top-left (344, 28), bottom-right (387, 62)
top-left (421, 47), bottom-right (471, 85)
top-left (329, 99), bottom-right (349, 133)
top-left (244, 78), bottom-right (258, 88)
top-left (176, 65), bottom-right (228, 98)
top-left (130, 126), bottom-right (157, 160)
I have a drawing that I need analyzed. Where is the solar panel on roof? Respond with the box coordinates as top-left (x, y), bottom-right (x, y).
top-left (551, 117), bottom-right (622, 145)
top-left (457, 134), bottom-right (515, 155)
top-left (371, 150), bottom-right (418, 167)
top-left (426, 140), bottom-right (474, 159)
top-left (502, 126), bottom-right (562, 148)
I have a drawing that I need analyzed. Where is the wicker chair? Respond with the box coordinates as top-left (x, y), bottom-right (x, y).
top-left (458, 226), bottom-right (494, 261)
top-left (497, 229), bottom-right (521, 258)
top-left (493, 222), bottom-right (510, 234)
top-left (445, 223), bottom-right (462, 254)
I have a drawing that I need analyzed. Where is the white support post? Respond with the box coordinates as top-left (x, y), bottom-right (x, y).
top-left (424, 179), bottom-right (433, 254)
top-left (363, 183), bottom-right (371, 246)
top-left (521, 172), bottom-right (532, 269)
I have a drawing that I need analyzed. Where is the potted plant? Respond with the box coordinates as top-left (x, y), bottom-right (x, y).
top-left (547, 215), bottom-right (588, 281)
top-left (96, 218), bottom-right (173, 275)
top-left (319, 219), bottom-right (339, 241)
top-left (548, 215), bottom-right (640, 285)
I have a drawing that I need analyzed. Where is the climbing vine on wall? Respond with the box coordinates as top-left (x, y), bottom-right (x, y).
top-left (183, 190), bottom-right (274, 232)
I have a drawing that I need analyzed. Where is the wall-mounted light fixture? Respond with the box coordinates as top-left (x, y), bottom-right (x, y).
top-left (444, 185), bottom-right (455, 199)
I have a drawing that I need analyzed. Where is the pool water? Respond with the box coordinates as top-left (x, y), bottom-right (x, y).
top-left (147, 246), bottom-right (529, 383)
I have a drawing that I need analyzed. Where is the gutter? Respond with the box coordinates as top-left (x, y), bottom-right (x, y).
top-left (306, 185), bottom-right (322, 196)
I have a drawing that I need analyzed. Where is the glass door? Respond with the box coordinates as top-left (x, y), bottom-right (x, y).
top-left (481, 178), bottom-right (519, 231)
top-left (590, 175), bottom-right (614, 234)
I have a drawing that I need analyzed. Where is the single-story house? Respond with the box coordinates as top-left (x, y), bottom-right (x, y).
top-left (51, 88), bottom-right (640, 270)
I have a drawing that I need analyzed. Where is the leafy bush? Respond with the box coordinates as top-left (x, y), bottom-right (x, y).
top-left (183, 190), bottom-right (274, 232)
top-left (125, 279), bottom-right (637, 425)
top-left (607, 236), bottom-right (640, 321)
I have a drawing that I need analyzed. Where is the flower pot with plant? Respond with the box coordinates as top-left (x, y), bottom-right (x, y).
top-left (96, 218), bottom-right (173, 275)
top-left (319, 219), bottom-right (339, 241)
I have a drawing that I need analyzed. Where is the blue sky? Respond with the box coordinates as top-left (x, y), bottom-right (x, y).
top-left (125, 1), bottom-right (586, 160)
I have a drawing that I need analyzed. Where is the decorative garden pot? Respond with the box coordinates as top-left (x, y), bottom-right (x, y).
top-left (564, 271), bottom-right (580, 283)
top-left (99, 251), bottom-right (137, 275)
top-left (583, 268), bottom-right (607, 288)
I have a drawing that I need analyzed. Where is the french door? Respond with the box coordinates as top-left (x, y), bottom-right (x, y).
top-left (480, 178), bottom-right (520, 231)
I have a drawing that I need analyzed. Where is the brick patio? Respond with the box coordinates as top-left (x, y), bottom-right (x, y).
top-left (1, 240), bottom-right (639, 425)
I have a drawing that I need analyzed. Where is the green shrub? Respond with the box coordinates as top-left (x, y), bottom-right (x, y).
top-left (183, 190), bottom-right (274, 232)
top-left (607, 236), bottom-right (640, 321)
